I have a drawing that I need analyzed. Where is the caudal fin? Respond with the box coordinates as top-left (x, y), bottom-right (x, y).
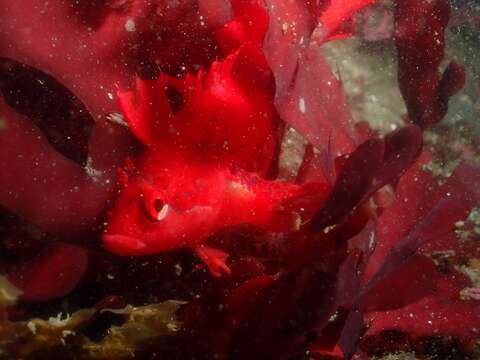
top-left (265, 182), bottom-right (330, 232)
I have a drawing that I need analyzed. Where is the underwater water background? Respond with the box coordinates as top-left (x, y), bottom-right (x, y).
top-left (0, 0), bottom-right (480, 359)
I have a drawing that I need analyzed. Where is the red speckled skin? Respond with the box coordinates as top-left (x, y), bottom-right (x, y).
top-left (102, 50), bottom-right (328, 258)
top-left (103, 148), bottom-right (317, 256)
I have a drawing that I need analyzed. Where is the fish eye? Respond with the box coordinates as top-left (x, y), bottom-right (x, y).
top-left (153, 198), bottom-right (165, 212)
top-left (142, 195), bottom-right (169, 222)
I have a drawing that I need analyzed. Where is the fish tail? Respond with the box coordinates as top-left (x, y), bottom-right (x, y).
top-left (257, 182), bottom-right (329, 232)
top-left (283, 182), bottom-right (330, 230)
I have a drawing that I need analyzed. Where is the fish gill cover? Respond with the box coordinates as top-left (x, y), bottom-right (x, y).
top-left (0, 0), bottom-right (478, 359)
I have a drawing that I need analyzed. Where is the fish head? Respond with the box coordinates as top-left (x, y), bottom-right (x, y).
top-left (103, 160), bottom-right (227, 256)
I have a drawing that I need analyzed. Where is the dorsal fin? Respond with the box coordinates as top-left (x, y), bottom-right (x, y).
top-left (118, 50), bottom-right (277, 176)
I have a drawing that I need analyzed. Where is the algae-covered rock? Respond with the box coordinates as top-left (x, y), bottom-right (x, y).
top-left (84, 301), bottom-right (184, 359)
top-left (0, 300), bottom-right (183, 360)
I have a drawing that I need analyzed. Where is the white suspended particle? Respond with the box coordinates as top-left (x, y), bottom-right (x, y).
top-left (368, 232), bottom-right (376, 251)
top-left (106, 112), bottom-right (128, 127)
top-left (323, 224), bottom-right (336, 234)
top-left (298, 97), bottom-right (306, 114)
top-left (85, 157), bottom-right (103, 182)
top-left (124, 18), bottom-right (136, 32)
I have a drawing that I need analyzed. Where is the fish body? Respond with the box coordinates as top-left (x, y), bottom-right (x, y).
top-left (103, 149), bottom-right (323, 257)
top-left (102, 50), bottom-right (327, 274)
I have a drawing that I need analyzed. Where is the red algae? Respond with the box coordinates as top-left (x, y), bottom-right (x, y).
top-left (0, 0), bottom-right (478, 359)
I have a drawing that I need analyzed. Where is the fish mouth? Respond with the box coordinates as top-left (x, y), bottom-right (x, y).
top-left (102, 234), bottom-right (147, 256)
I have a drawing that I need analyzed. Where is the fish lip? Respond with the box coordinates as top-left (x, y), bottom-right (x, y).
top-left (102, 234), bottom-right (147, 255)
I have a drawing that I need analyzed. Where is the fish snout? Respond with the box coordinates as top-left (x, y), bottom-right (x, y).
top-left (102, 234), bottom-right (148, 256)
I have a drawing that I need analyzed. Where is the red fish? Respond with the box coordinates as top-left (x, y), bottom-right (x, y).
top-left (103, 51), bottom-right (327, 276)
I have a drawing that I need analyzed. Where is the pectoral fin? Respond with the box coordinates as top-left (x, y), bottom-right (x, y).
top-left (194, 244), bottom-right (231, 277)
